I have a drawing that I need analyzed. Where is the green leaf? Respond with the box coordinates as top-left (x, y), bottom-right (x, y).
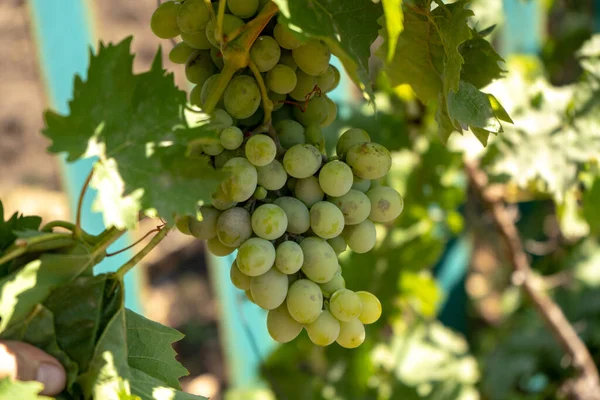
top-left (576, 33), bottom-right (600, 77)
top-left (583, 177), bottom-right (600, 236)
top-left (382, 0), bottom-right (404, 62)
top-left (125, 309), bottom-right (188, 389)
top-left (460, 30), bottom-right (505, 89)
top-left (129, 368), bottom-right (206, 400)
top-left (0, 377), bottom-right (50, 400)
top-left (447, 80), bottom-right (502, 136)
top-left (0, 201), bottom-right (42, 252)
top-left (273, 0), bottom-right (382, 103)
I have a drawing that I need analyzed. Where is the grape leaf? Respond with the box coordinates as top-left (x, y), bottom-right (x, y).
top-left (460, 30), bottom-right (505, 89)
top-left (129, 368), bottom-right (205, 400)
top-left (382, 0), bottom-right (404, 62)
top-left (0, 378), bottom-right (50, 400)
top-left (273, 0), bottom-right (382, 103)
top-left (0, 201), bottom-right (42, 252)
top-left (42, 38), bottom-right (226, 229)
top-left (583, 177), bottom-right (600, 236)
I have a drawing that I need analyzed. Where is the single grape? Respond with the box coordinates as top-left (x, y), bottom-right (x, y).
top-left (177, 0), bottom-right (210, 33)
top-left (181, 30), bottom-right (212, 49)
top-left (205, 14), bottom-right (245, 48)
top-left (257, 159), bottom-right (287, 191)
top-left (336, 128), bottom-right (371, 158)
top-left (245, 289), bottom-right (255, 303)
top-left (279, 50), bottom-right (298, 70)
top-left (228, 0), bottom-right (259, 18)
top-left (169, 41), bottom-right (196, 64)
top-left (292, 39), bottom-right (331, 76)
top-left (274, 119), bottom-right (305, 149)
top-left (352, 176), bottom-right (371, 193)
top-left (210, 47), bottom-right (224, 69)
top-left (329, 189), bottom-right (371, 225)
top-left (294, 176), bottom-right (324, 207)
top-left (202, 142), bottom-right (224, 156)
top-left (189, 84), bottom-right (202, 107)
top-left (304, 124), bottom-right (325, 153)
top-left (251, 204), bottom-right (288, 240)
top-left (238, 107), bottom-right (264, 127)
top-left (266, 64), bottom-right (297, 94)
top-left (250, 268), bottom-right (288, 310)
top-left (336, 319), bottom-right (365, 349)
top-left (273, 197), bottom-right (310, 234)
top-left (269, 91), bottom-right (286, 111)
top-left (272, 104), bottom-right (294, 124)
top-left (216, 207), bottom-right (252, 247)
top-left (224, 75), bottom-right (261, 119)
top-left (273, 23), bottom-right (305, 50)
top-left (176, 216), bottom-right (192, 235)
top-left (220, 126), bottom-right (244, 150)
top-left (306, 310), bottom-right (340, 346)
top-left (293, 96), bottom-right (328, 126)
top-left (188, 206), bottom-right (221, 239)
top-left (330, 65), bottom-right (341, 92)
top-left (201, 74), bottom-right (225, 108)
top-left (327, 236), bottom-right (347, 255)
top-left (286, 279), bottom-right (323, 324)
top-left (230, 260), bottom-right (251, 290)
top-left (151, 1), bottom-right (180, 39)
top-left (342, 219), bottom-right (376, 254)
top-left (253, 186), bottom-right (267, 200)
top-left (329, 289), bottom-right (362, 322)
top-left (213, 108), bottom-right (234, 128)
top-left (207, 236), bottom-right (236, 256)
top-left (366, 186), bottom-right (404, 223)
top-left (321, 96), bottom-right (337, 128)
top-left (316, 65), bottom-right (336, 93)
top-left (356, 291), bottom-right (382, 324)
top-left (220, 157), bottom-right (258, 202)
top-left (185, 50), bottom-right (216, 85)
top-left (346, 142), bottom-right (392, 180)
top-left (236, 238), bottom-right (276, 276)
top-left (267, 305), bottom-right (303, 343)
top-left (310, 201), bottom-right (345, 239)
top-left (211, 186), bottom-right (237, 210)
top-left (245, 134), bottom-right (277, 167)
top-left (300, 236), bottom-right (338, 283)
top-left (283, 144), bottom-right (322, 178)
top-left (318, 160), bottom-right (353, 197)
top-left (275, 241), bottom-right (304, 274)
top-left (250, 35), bottom-right (281, 72)
top-left (319, 273), bottom-right (346, 297)
top-left (289, 70), bottom-right (317, 101)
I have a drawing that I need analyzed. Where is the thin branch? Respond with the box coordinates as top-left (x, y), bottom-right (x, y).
top-left (106, 225), bottom-right (164, 257)
top-left (248, 60), bottom-right (274, 123)
top-left (115, 226), bottom-right (170, 279)
top-left (465, 160), bottom-right (600, 399)
top-left (74, 169), bottom-right (94, 239)
top-left (216, 0), bottom-right (227, 45)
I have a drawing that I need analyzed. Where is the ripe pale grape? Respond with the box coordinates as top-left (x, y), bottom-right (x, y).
top-left (220, 126), bottom-right (244, 150)
top-left (216, 207), bottom-right (252, 247)
top-left (329, 189), bottom-right (371, 225)
top-left (250, 36), bottom-right (281, 72)
top-left (207, 237), bottom-right (236, 256)
top-left (202, 142), bottom-right (224, 156)
top-left (336, 319), bottom-right (365, 349)
top-left (185, 50), bottom-right (216, 85)
top-left (221, 157), bottom-right (258, 202)
top-left (266, 64), bottom-right (297, 94)
top-left (283, 144), bottom-right (322, 178)
top-left (267, 305), bottom-right (303, 343)
top-left (245, 134), bottom-right (277, 167)
top-left (356, 291), bottom-right (382, 324)
top-left (286, 279), bottom-right (323, 324)
top-left (342, 219), bottom-right (376, 254)
top-left (292, 39), bottom-right (331, 76)
top-left (336, 128), bottom-right (371, 158)
top-left (169, 42), bottom-right (195, 64)
top-left (177, 0), bottom-right (210, 34)
top-left (289, 70), bottom-right (317, 101)
top-left (352, 176), bottom-right (371, 193)
top-left (294, 176), bottom-right (324, 207)
top-left (230, 260), bottom-right (251, 290)
top-left (274, 119), bottom-right (305, 149)
top-left (211, 186), bottom-right (237, 210)
top-left (316, 65), bottom-right (336, 93)
top-left (181, 30), bottom-right (212, 49)
top-left (189, 206), bottom-right (221, 239)
top-left (273, 23), bottom-right (304, 50)
top-left (309, 201), bottom-right (345, 239)
top-left (346, 142), bottom-right (392, 180)
top-left (245, 289), bottom-right (255, 303)
top-left (205, 14), bottom-right (244, 48)
top-left (251, 204), bottom-right (288, 240)
top-left (305, 310), bottom-right (340, 346)
top-left (326, 236), bottom-right (347, 255)
top-left (224, 75), bottom-right (261, 119)
top-left (300, 237), bottom-right (338, 283)
top-left (330, 65), bottom-right (341, 92)
top-left (236, 238), bottom-right (276, 276)
top-left (329, 289), bottom-right (362, 322)
top-left (250, 268), bottom-right (288, 310)
top-left (257, 160), bottom-right (287, 191)
top-left (228, 0), bottom-right (259, 18)
top-left (366, 186), bottom-right (404, 223)
top-left (319, 273), bottom-right (346, 297)
top-left (318, 160), bottom-right (353, 197)
top-left (275, 241), bottom-right (304, 274)
top-left (293, 96), bottom-right (328, 126)
top-left (273, 196), bottom-right (310, 234)
top-left (151, 1), bottom-right (180, 39)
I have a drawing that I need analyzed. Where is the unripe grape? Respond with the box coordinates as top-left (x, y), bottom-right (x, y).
top-left (251, 204), bottom-right (288, 240)
top-left (151, 1), bottom-right (180, 39)
top-left (176, 216), bottom-right (192, 235)
top-left (316, 65), bottom-right (336, 93)
top-left (253, 186), bottom-right (267, 200)
top-left (177, 0), bottom-right (210, 34)
top-left (201, 74), bottom-right (225, 108)
top-left (305, 124), bottom-right (325, 152)
top-left (189, 84), bottom-right (203, 107)
top-left (228, 0), bottom-right (259, 18)
top-left (306, 310), bottom-right (340, 346)
top-left (310, 201), bottom-right (345, 239)
top-left (273, 197), bottom-right (310, 234)
top-left (293, 39), bottom-right (331, 76)
top-left (213, 108), bottom-right (234, 128)
top-left (336, 128), bottom-right (370, 158)
top-left (245, 289), bottom-right (255, 303)
top-left (221, 157), bottom-right (258, 202)
top-left (189, 206), bottom-right (221, 239)
top-left (230, 260), bottom-right (251, 290)
top-left (250, 268), bottom-right (288, 310)
top-left (286, 279), bottom-right (323, 324)
top-left (279, 51), bottom-right (298, 70)
top-left (273, 23), bottom-right (305, 50)
top-left (274, 120), bottom-right (305, 149)
top-left (202, 142), bottom-right (224, 156)
top-left (289, 70), bottom-right (317, 101)
top-left (356, 291), bottom-right (382, 324)
top-left (205, 14), bottom-right (244, 48)
top-left (321, 96), bottom-right (337, 128)
top-left (224, 75), bottom-right (261, 119)
top-left (220, 126), bottom-right (244, 150)
top-left (216, 207), bottom-right (252, 247)
top-left (169, 42), bottom-right (196, 64)
top-left (185, 50), bottom-right (216, 85)
top-left (245, 134), bottom-right (277, 167)
top-left (327, 236), bottom-right (347, 255)
top-left (318, 160), bottom-right (353, 197)
top-left (207, 236), bottom-right (236, 256)
top-left (214, 150), bottom-right (239, 169)
top-left (329, 189), bottom-right (371, 225)
top-left (352, 176), bottom-right (371, 193)
top-left (269, 91), bottom-right (287, 111)
top-left (283, 144), bottom-right (322, 178)
top-left (257, 160), bottom-right (287, 191)
top-left (210, 47), bottom-right (224, 69)
top-left (329, 289), bottom-right (362, 322)
top-left (336, 319), bottom-right (365, 349)
top-left (236, 238), bottom-right (276, 276)
top-left (330, 65), bottom-right (341, 92)
top-left (366, 186), bottom-right (404, 223)
top-left (267, 305), bottom-right (303, 343)
top-left (293, 96), bottom-right (328, 126)
top-left (181, 30), bottom-right (212, 49)
top-left (250, 36), bottom-right (281, 72)
top-left (300, 236), bottom-right (338, 283)
top-left (294, 176), bottom-right (324, 207)
top-left (319, 273), bottom-right (346, 297)
top-left (343, 219), bottom-right (376, 254)
top-left (275, 240), bottom-right (304, 274)
top-left (345, 142), bottom-right (392, 180)
top-left (266, 64), bottom-right (297, 94)
top-left (211, 187), bottom-right (237, 210)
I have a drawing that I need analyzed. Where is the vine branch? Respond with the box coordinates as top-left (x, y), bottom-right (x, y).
top-left (115, 225), bottom-right (170, 279)
top-left (74, 169), bottom-right (94, 239)
top-left (465, 160), bottom-right (600, 399)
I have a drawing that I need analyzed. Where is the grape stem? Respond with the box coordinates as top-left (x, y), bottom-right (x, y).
top-left (248, 60), bottom-right (274, 124)
top-left (114, 225), bottom-right (170, 279)
top-left (105, 224), bottom-right (165, 257)
top-left (74, 168), bottom-right (94, 240)
top-left (216, 0), bottom-right (227, 45)
top-left (203, 0), bottom-right (216, 21)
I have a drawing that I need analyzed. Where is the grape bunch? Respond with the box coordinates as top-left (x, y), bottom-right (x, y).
top-left (152, 0), bottom-right (404, 348)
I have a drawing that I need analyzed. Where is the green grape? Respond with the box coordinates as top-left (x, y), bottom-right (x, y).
top-left (207, 236), bottom-right (236, 256)
top-left (210, 47), bottom-right (224, 69)
top-left (238, 107), bottom-right (264, 127)
top-left (305, 124), bottom-right (325, 153)
top-left (279, 50), bottom-right (298, 70)
top-left (251, 204), bottom-right (288, 240)
top-left (286, 279), bottom-right (323, 324)
top-left (274, 119), bottom-right (305, 149)
top-left (213, 108), bottom-right (234, 128)
top-left (189, 206), bottom-right (221, 239)
top-left (329, 289), bottom-right (362, 322)
top-left (342, 219), bottom-right (376, 254)
top-left (292, 39), bottom-right (331, 76)
top-left (283, 144), bottom-right (322, 178)
top-left (189, 84), bottom-right (202, 107)
top-left (289, 70), bottom-right (317, 101)
top-left (253, 186), bottom-right (267, 200)
top-left (273, 23), bottom-right (305, 50)
top-left (257, 159), bottom-right (287, 190)
top-left (366, 186), bottom-right (404, 223)
top-left (287, 177), bottom-right (297, 191)
top-left (250, 268), bottom-right (288, 310)
top-left (228, 0), bottom-right (259, 18)
top-left (273, 196), bottom-right (310, 234)
top-left (327, 236), bottom-right (347, 255)
top-left (293, 96), bottom-right (328, 126)
top-left (221, 157), bottom-right (258, 202)
top-left (269, 91), bottom-right (286, 111)
top-left (250, 36), bottom-right (281, 72)
top-left (329, 189), bottom-right (371, 225)
top-left (305, 310), bottom-right (340, 346)
top-left (330, 65), bottom-right (341, 92)
top-left (300, 236), bottom-right (338, 283)
top-left (185, 51), bottom-right (216, 85)
top-left (201, 74), bottom-right (225, 107)
top-left (319, 273), bottom-right (346, 297)
top-left (151, 1), bottom-right (180, 39)
top-left (267, 305), bottom-right (303, 343)
top-left (245, 134), bottom-right (277, 167)
top-left (294, 176), bottom-right (324, 207)
top-left (357, 291), bottom-right (381, 324)
top-left (216, 207), bottom-right (252, 247)
top-left (245, 289), bottom-right (255, 303)
top-left (224, 75), bottom-right (261, 119)
top-left (236, 238), bottom-right (276, 276)
top-left (181, 30), bottom-right (212, 49)
top-left (321, 96), bottom-right (337, 128)
top-left (275, 241), bottom-right (304, 274)
top-left (205, 14), bottom-right (245, 48)
top-left (316, 65), bottom-right (336, 93)
top-left (202, 142), bottom-right (224, 156)
top-left (346, 142), bottom-right (392, 180)
top-left (211, 186), bottom-right (237, 210)
top-left (318, 160), bottom-right (353, 197)
top-left (177, 0), bottom-right (210, 33)
top-left (309, 201), bottom-right (345, 239)
top-left (336, 128), bottom-right (370, 158)
top-left (214, 150), bottom-right (238, 169)
top-left (336, 319), bottom-right (365, 349)
top-left (169, 41), bottom-right (196, 64)
top-left (230, 260), bottom-right (251, 290)
top-left (272, 105), bottom-right (294, 124)
top-left (220, 126), bottom-right (244, 150)
top-left (352, 176), bottom-right (371, 193)
top-left (266, 64), bottom-right (297, 94)
top-left (176, 216), bottom-right (192, 235)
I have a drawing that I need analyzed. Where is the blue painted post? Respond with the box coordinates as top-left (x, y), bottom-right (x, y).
top-left (28, 0), bottom-right (141, 313)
